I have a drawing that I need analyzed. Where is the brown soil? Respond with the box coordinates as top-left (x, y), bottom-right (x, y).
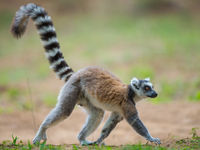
top-left (0, 101), bottom-right (199, 146)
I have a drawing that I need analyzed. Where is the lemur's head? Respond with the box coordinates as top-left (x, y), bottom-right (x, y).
top-left (130, 77), bottom-right (157, 99)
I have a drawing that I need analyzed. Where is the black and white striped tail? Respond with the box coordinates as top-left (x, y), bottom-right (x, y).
top-left (11, 3), bottom-right (73, 82)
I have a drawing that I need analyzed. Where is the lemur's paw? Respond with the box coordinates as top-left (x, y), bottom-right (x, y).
top-left (147, 137), bottom-right (161, 145)
top-left (32, 132), bottom-right (47, 144)
top-left (32, 136), bottom-right (41, 144)
top-left (86, 141), bottom-right (106, 146)
top-left (95, 142), bottom-right (106, 146)
top-left (80, 140), bottom-right (94, 146)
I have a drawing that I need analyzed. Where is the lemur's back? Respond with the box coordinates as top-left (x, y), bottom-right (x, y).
top-left (73, 66), bottom-right (127, 111)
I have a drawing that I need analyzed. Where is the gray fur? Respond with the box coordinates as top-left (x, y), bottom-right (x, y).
top-left (78, 100), bottom-right (104, 145)
top-left (127, 113), bottom-right (160, 144)
top-left (94, 112), bottom-right (123, 145)
top-left (33, 78), bottom-right (80, 144)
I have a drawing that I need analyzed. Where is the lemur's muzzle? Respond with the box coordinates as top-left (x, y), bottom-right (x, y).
top-left (148, 90), bottom-right (158, 98)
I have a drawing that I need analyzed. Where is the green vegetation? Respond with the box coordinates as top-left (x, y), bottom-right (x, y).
top-left (0, 129), bottom-right (198, 149)
top-left (1, 129), bottom-right (199, 150)
top-left (175, 128), bottom-right (200, 150)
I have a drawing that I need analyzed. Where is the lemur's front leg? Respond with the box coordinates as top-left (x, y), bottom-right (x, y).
top-left (93, 112), bottom-right (123, 145)
top-left (127, 113), bottom-right (161, 144)
top-left (123, 101), bottom-right (161, 144)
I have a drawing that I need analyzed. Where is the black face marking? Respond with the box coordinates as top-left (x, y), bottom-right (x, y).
top-left (133, 84), bottom-right (139, 90)
top-left (138, 80), bottom-right (150, 89)
top-left (143, 85), bottom-right (151, 92)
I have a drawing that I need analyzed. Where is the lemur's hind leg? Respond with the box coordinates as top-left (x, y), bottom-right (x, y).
top-left (78, 103), bottom-right (104, 145)
top-left (93, 112), bottom-right (123, 145)
top-left (33, 83), bottom-right (80, 144)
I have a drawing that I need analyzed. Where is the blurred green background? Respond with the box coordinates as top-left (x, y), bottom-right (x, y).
top-left (0, 0), bottom-right (200, 113)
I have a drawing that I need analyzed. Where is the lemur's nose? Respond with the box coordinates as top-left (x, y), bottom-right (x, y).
top-left (151, 91), bottom-right (158, 98)
top-left (154, 92), bottom-right (158, 97)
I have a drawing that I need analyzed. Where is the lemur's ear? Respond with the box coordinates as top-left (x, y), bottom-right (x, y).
top-left (131, 77), bottom-right (139, 89)
top-left (131, 77), bottom-right (139, 84)
top-left (144, 77), bottom-right (150, 82)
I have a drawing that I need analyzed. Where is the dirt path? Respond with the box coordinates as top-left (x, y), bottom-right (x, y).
top-left (0, 101), bottom-right (199, 146)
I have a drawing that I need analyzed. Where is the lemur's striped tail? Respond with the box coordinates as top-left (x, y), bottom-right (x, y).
top-left (11, 3), bottom-right (73, 82)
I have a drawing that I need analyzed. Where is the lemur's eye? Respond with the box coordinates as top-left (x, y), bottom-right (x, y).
top-left (144, 86), bottom-right (150, 91)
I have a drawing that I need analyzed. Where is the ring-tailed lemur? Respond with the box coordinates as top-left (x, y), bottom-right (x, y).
top-left (11, 3), bottom-right (161, 145)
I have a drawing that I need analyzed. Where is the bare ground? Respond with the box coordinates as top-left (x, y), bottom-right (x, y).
top-left (0, 101), bottom-right (199, 146)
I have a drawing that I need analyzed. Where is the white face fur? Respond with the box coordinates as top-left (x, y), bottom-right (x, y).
top-left (130, 77), bottom-right (158, 99)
